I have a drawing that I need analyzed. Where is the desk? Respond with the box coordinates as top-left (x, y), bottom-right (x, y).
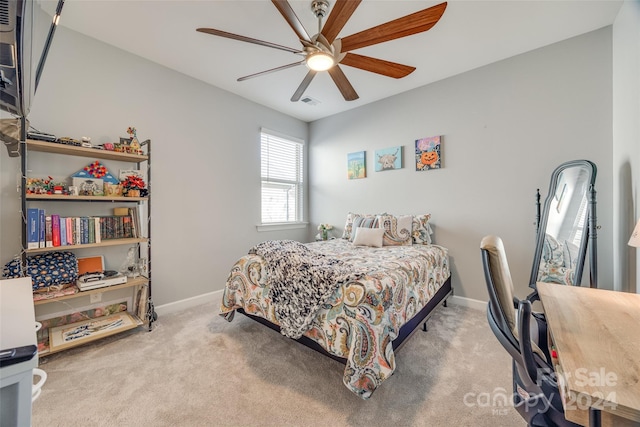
top-left (537, 282), bottom-right (640, 427)
top-left (1, 277), bottom-right (38, 427)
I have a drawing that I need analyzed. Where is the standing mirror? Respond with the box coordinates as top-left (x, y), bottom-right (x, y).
top-left (529, 160), bottom-right (597, 289)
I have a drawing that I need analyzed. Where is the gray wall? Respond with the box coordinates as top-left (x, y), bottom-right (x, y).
top-left (0, 27), bottom-right (308, 307)
top-left (612, 0), bottom-right (640, 293)
top-left (1, 19), bottom-right (630, 308)
top-left (309, 27), bottom-right (614, 302)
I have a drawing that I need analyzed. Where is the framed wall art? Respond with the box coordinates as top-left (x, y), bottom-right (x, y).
top-left (375, 146), bottom-right (403, 171)
top-left (415, 136), bottom-right (442, 171)
top-left (347, 151), bottom-right (366, 179)
top-left (71, 177), bottom-right (104, 196)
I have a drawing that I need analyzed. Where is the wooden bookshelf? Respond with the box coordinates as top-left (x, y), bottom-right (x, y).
top-left (26, 194), bottom-right (148, 202)
top-left (43, 312), bottom-right (143, 355)
top-left (33, 277), bottom-right (149, 305)
top-left (22, 137), bottom-right (155, 355)
top-left (26, 139), bottom-right (148, 162)
top-left (25, 238), bottom-right (148, 254)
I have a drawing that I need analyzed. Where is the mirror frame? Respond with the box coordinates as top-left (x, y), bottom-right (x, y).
top-left (529, 159), bottom-right (597, 289)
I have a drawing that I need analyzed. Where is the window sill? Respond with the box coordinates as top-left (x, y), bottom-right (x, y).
top-left (256, 222), bottom-right (308, 232)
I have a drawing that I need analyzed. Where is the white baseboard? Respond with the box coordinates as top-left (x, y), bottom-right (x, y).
top-left (154, 289), bottom-right (487, 317)
top-left (447, 294), bottom-right (486, 311)
top-left (155, 289), bottom-right (223, 316)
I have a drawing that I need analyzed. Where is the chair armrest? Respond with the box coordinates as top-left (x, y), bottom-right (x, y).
top-left (517, 300), bottom-right (540, 384)
top-left (526, 290), bottom-right (540, 303)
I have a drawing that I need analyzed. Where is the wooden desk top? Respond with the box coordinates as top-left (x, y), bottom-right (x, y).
top-left (537, 282), bottom-right (640, 425)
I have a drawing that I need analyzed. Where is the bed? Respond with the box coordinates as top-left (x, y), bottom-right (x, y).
top-left (219, 213), bottom-right (451, 399)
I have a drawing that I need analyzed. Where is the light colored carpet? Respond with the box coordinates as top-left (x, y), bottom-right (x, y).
top-left (32, 301), bottom-right (525, 427)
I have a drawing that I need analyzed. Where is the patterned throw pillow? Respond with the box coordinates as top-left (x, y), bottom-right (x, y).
top-left (341, 212), bottom-right (377, 240)
top-left (377, 214), bottom-right (413, 246)
top-left (411, 214), bottom-right (433, 245)
top-left (349, 216), bottom-right (379, 241)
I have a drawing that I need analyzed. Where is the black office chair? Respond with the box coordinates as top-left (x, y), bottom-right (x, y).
top-left (481, 235), bottom-right (580, 427)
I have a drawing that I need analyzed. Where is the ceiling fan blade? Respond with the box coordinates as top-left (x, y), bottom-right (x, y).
top-left (196, 28), bottom-right (301, 54)
top-left (238, 61), bottom-right (305, 82)
top-left (291, 71), bottom-right (317, 102)
top-left (327, 66), bottom-right (359, 101)
top-left (271, 0), bottom-right (311, 42)
top-left (340, 53), bottom-right (415, 78)
top-left (321, 0), bottom-right (362, 44)
top-left (340, 2), bottom-right (447, 52)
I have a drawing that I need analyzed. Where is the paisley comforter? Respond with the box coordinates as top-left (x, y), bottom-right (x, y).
top-left (220, 238), bottom-right (450, 399)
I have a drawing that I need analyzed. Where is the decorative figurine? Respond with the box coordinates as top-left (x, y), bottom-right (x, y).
top-left (121, 174), bottom-right (146, 197)
top-left (126, 127), bottom-right (142, 155)
top-left (120, 247), bottom-right (140, 278)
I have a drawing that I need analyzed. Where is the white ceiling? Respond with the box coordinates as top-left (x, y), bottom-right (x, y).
top-left (57, 0), bottom-right (622, 122)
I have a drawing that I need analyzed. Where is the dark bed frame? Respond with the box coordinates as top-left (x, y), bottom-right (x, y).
top-left (237, 275), bottom-right (453, 364)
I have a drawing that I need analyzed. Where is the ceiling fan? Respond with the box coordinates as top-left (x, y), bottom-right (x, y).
top-left (197, 0), bottom-right (447, 102)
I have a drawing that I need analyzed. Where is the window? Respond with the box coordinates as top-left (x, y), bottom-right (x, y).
top-left (260, 129), bottom-right (304, 224)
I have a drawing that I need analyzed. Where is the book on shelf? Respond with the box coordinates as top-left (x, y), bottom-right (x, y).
top-left (51, 214), bottom-right (61, 247)
top-left (129, 207), bottom-right (141, 239)
top-left (38, 209), bottom-right (46, 248)
top-left (74, 217), bottom-right (81, 245)
top-left (94, 217), bottom-right (101, 243)
top-left (123, 216), bottom-right (132, 238)
top-left (27, 208), bottom-right (39, 249)
top-left (59, 216), bottom-right (67, 246)
top-left (80, 217), bottom-right (89, 244)
top-left (99, 215), bottom-right (137, 240)
top-left (28, 212), bottom-right (140, 248)
top-left (65, 217), bottom-right (74, 245)
top-left (87, 217), bottom-right (95, 243)
top-left (33, 286), bottom-right (78, 301)
top-left (129, 208), bottom-right (138, 239)
top-left (45, 215), bottom-right (53, 247)
top-left (135, 284), bottom-right (148, 322)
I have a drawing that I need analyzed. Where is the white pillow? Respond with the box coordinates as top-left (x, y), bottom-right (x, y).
top-left (352, 227), bottom-right (384, 248)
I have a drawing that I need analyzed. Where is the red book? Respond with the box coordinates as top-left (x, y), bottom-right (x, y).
top-left (51, 214), bottom-right (61, 246)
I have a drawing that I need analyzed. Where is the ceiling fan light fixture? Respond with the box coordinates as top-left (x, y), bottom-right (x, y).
top-left (306, 52), bottom-right (335, 71)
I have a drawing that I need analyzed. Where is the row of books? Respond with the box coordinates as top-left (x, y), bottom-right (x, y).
top-left (26, 208), bottom-right (142, 249)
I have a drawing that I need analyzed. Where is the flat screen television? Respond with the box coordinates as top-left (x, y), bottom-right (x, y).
top-left (0, 0), bottom-right (65, 118)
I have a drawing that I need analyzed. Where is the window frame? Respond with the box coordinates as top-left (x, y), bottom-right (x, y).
top-left (258, 128), bottom-right (306, 230)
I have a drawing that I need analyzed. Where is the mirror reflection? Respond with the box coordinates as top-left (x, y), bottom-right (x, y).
top-left (530, 160), bottom-right (597, 288)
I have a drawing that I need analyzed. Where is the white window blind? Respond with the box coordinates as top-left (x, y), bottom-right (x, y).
top-left (261, 129), bottom-right (304, 224)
